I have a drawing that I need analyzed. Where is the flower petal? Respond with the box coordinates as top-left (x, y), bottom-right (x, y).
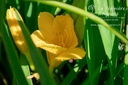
top-left (55, 47), bottom-right (85, 61)
top-left (38, 12), bottom-right (58, 44)
top-left (38, 12), bottom-right (54, 33)
top-left (46, 52), bottom-right (61, 68)
top-left (31, 30), bottom-right (67, 54)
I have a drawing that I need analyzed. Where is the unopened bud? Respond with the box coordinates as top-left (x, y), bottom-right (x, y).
top-left (6, 7), bottom-right (35, 71)
top-left (6, 7), bottom-right (28, 54)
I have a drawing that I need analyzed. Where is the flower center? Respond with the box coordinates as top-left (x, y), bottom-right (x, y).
top-left (56, 29), bottom-right (68, 47)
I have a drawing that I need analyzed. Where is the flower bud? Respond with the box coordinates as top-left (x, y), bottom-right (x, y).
top-left (6, 7), bottom-right (28, 54)
top-left (6, 7), bottom-right (35, 71)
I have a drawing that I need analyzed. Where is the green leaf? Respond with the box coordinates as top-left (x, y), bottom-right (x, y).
top-left (0, 1), bottom-right (28, 85)
top-left (24, 2), bottom-right (37, 33)
top-left (61, 57), bottom-right (87, 85)
top-left (20, 53), bottom-right (33, 85)
top-left (123, 12), bottom-right (128, 85)
top-left (0, 22), bottom-right (28, 85)
top-left (84, 19), bottom-right (106, 85)
top-left (93, 0), bottom-right (123, 84)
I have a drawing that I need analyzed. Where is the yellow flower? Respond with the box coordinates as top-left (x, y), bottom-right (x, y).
top-left (31, 12), bottom-right (85, 70)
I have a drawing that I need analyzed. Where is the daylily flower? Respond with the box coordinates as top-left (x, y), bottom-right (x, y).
top-left (31, 12), bottom-right (85, 70)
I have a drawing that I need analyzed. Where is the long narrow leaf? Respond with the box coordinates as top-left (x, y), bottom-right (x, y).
top-left (0, 1), bottom-right (28, 85)
top-left (123, 6), bottom-right (128, 84)
top-left (20, 53), bottom-right (33, 85)
top-left (0, 22), bottom-right (28, 85)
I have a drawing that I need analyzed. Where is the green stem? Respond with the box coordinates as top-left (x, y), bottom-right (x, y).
top-left (20, 53), bottom-right (33, 85)
top-left (25, 52), bottom-right (35, 71)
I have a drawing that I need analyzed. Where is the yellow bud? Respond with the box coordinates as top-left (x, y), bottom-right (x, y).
top-left (6, 7), bottom-right (28, 54)
top-left (6, 7), bottom-right (35, 71)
